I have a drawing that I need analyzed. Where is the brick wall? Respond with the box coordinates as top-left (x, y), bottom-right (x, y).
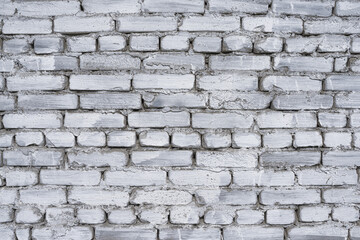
top-left (1, 0), bottom-right (360, 239)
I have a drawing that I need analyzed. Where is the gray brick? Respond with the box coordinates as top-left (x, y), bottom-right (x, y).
top-left (210, 55), bottom-right (270, 71)
top-left (232, 132), bottom-right (261, 148)
top-left (15, 132), bottom-right (44, 147)
top-left (117, 16), bottom-right (177, 32)
top-left (54, 16), bottom-right (114, 33)
top-left (18, 94), bottom-right (78, 110)
top-left (107, 131), bottom-right (136, 147)
top-left (319, 112), bottom-right (347, 128)
top-left (323, 151), bottom-right (360, 167)
top-left (145, 93), bottom-right (207, 108)
top-left (0, 206), bottom-right (13, 223)
top-left (95, 227), bottom-right (156, 240)
top-left (19, 56), bottom-right (78, 71)
top-left (192, 112), bottom-right (253, 129)
top-left (19, 187), bottom-right (66, 205)
top-left (105, 170), bottom-right (166, 186)
top-left (260, 151), bottom-right (321, 167)
top-left (180, 16), bottom-right (240, 32)
top-left (15, 207), bottom-right (43, 224)
top-left (132, 150), bottom-right (192, 167)
top-left (161, 35), bottom-right (190, 51)
top-left (6, 170), bottom-right (38, 187)
top-left (352, 38), bottom-right (360, 53)
top-left (266, 209), bottom-right (295, 225)
top-left (133, 74), bottom-right (194, 90)
top-left (297, 169), bottom-right (357, 186)
top-left (285, 36), bottom-right (320, 53)
top-left (336, 93), bottom-right (360, 108)
top-left (294, 131), bottom-right (322, 148)
top-left (325, 75), bottom-right (360, 91)
top-left (77, 208), bottom-right (105, 224)
top-left (0, 0), bottom-right (15, 15)
top-left (80, 93), bottom-right (141, 110)
top-left (204, 210), bottom-right (233, 225)
top-left (143, 0), bottom-right (204, 13)
top-left (0, 96), bottom-right (15, 111)
top-left (32, 227), bottom-right (92, 240)
top-left (236, 210), bottom-right (264, 224)
top-left (45, 131), bottom-right (75, 148)
top-left (318, 35), bottom-right (350, 52)
top-left (274, 56), bottom-right (334, 72)
top-left (131, 190), bottom-right (192, 205)
top-left (203, 132), bottom-right (231, 148)
top-left (243, 16), bottom-right (303, 33)
top-left (80, 54), bottom-right (140, 70)
top-left (3, 39), bottom-right (29, 54)
top-left (77, 131), bottom-right (106, 147)
top-left (108, 209), bottom-right (136, 224)
top-left (272, 0), bottom-right (333, 17)
top-left (0, 59), bottom-right (15, 72)
top-left (3, 18), bottom-right (52, 34)
top-left (34, 37), bottom-right (64, 54)
top-left (40, 170), bottom-right (101, 186)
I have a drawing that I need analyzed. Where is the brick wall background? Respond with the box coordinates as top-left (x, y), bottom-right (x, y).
top-left (1, 0), bottom-right (360, 239)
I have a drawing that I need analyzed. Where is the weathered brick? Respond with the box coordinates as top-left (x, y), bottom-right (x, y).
top-left (352, 113), bottom-right (360, 127)
top-left (169, 170), bottom-right (231, 186)
top-left (260, 189), bottom-right (321, 205)
top-left (3, 18), bottom-right (52, 34)
top-left (293, 131), bottom-right (322, 148)
top-left (203, 132), bottom-right (231, 148)
top-left (170, 206), bottom-right (202, 224)
top-left (77, 132), bottom-right (106, 147)
top-left (130, 35), bottom-right (159, 52)
top-left (223, 35), bottom-right (253, 52)
top-left (117, 16), bottom-right (177, 32)
top-left (318, 35), bottom-right (350, 52)
top-left (272, 0), bottom-right (333, 17)
top-left (323, 151), bottom-right (360, 167)
top-left (145, 93), bottom-right (207, 108)
top-left (139, 131), bottom-right (169, 147)
top-left (64, 112), bottom-right (125, 128)
top-left (333, 206), bottom-right (359, 222)
top-left (180, 16), bottom-right (240, 32)
top-left (209, 0), bottom-right (268, 13)
top-left (144, 53), bottom-right (205, 71)
top-left (67, 37), bottom-right (96, 53)
top-left (107, 131), bottom-right (136, 147)
top-left (0, 0), bottom-right (15, 15)
top-left (197, 73), bottom-right (258, 91)
top-left (82, 0), bottom-right (140, 13)
top-left (288, 225), bottom-right (348, 240)
top-left (285, 36), bottom-right (320, 53)
top-left (260, 151), bottom-right (321, 167)
top-left (192, 112), bottom-right (253, 129)
top-left (254, 37), bottom-right (283, 53)
top-left (108, 209), bottom-right (136, 224)
top-left (161, 35), bottom-right (190, 51)
top-left (0, 188), bottom-right (17, 205)
top-left (77, 208), bottom-right (105, 224)
top-left (46, 207), bottom-right (75, 225)
top-left (236, 210), bottom-right (264, 225)
top-left (0, 133), bottom-right (13, 147)
top-left (143, 0), bottom-right (204, 13)
top-left (172, 132), bottom-right (201, 148)
top-left (34, 37), bottom-right (64, 54)
top-left (4, 150), bottom-right (63, 167)
top-left (132, 150), bottom-right (192, 167)
top-left (298, 169), bottom-right (357, 186)
top-left (0, 206), bottom-right (13, 223)
top-left (0, 59), bottom-right (15, 72)
top-left (80, 93), bottom-right (141, 110)
top-left (70, 74), bottom-right (131, 91)
top-left (128, 112), bottom-right (190, 128)
top-left (160, 228), bottom-right (220, 240)
top-left (40, 170), bottom-right (100, 186)
top-left (68, 150), bottom-right (127, 168)
top-left (319, 112), bottom-right (347, 128)
top-left (243, 16), bottom-right (302, 33)
top-left (224, 226), bottom-right (284, 240)
top-left (232, 132), bottom-right (261, 148)
top-left (19, 56), bottom-right (78, 71)
top-left (257, 111), bottom-right (317, 129)
top-left (266, 209), bottom-right (295, 225)
top-left (131, 190), bottom-right (192, 205)
top-left (95, 227), bottom-right (156, 240)
top-left (193, 37), bottom-right (222, 53)
top-left (324, 189), bottom-right (360, 203)
top-left (7, 75), bottom-right (65, 91)
top-left (233, 170), bottom-right (294, 186)
top-left (19, 187), bottom-right (66, 205)
top-left (352, 38), bottom-right (360, 53)
top-left (210, 92), bottom-right (272, 110)
top-left (105, 170), bottom-right (166, 186)
top-left (6, 170), bottom-right (38, 187)
top-left (3, 113), bottom-right (62, 128)
top-left (32, 227), bottom-right (93, 240)
top-left (325, 75), bottom-right (360, 91)
top-left (133, 74), bottom-right (194, 90)
top-left (335, 1), bottom-right (360, 16)
top-left (98, 35), bottom-right (126, 51)
top-left (336, 93), bottom-right (360, 108)
top-left (18, 94), bottom-right (78, 110)
top-left (0, 96), bottom-right (15, 111)
top-left (273, 94), bottom-right (333, 110)
top-left (305, 18), bottom-right (360, 34)
top-left (210, 55), bottom-right (270, 71)
top-left (274, 56), bottom-right (334, 72)
top-left (15, 132), bottom-right (44, 147)
top-left (196, 150), bottom-right (257, 168)
top-left (3, 39), bottom-right (29, 54)
top-left (16, 0), bottom-right (80, 16)
top-left (68, 187), bottom-right (129, 206)
top-left (204, 210), bottom-right (234, 225)
top-left (54, 16), bottom-right (114, 33)
top-left (15, 207), bottom-right (43, 224)
top-left (299, 206), bottom-right (331, 222)
top-left (139, 207), bottom-right (168, 225)
top-left (80, 54), bottom-right (140, 70)
top-left (324, 132), bottom-right (352, 148)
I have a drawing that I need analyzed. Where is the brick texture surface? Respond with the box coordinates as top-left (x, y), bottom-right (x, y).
top-left (0, 0), bottom-right (360, 239)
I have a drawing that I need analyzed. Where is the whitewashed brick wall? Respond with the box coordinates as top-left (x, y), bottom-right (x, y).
top-left (1, 0), bottom-right (360, 239)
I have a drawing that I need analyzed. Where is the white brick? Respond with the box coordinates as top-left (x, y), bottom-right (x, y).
top-left (128, 112), bottom-right (190, 128)
top-left (32, 227), bottom-right (93, 240)
top-left (324, 132), bottom-right (352, 148)
top-left (323, 151), bottom-right (360, 167)
top-left (34, 37), bottom-right (64, 54)
top-left (236, 210), bottom-right (264, 224)
top-left (196, 150), bottom-right (257, 168)
top-left (161, 35), bottom-right (190, 51)
top-left (68, 187), bottom-right (129, 206)
top-left (95, 227), bottom-right (156, 239)
top-left (336, 93), bottom-right (360, 109)
top-left (68, 150), bottom-right (127, 168)
top-left (285, 36), bottom-right (320, 53)
top-left (274, 56), bottom-right (334, 72)
top-left (354, 132), bottom-right (360, 148)
top-left (15, 132), bottom-right (43, 147)
top-left (335, 1), bottom-right (360, 16)
top-left (14, 132), bottom-right (42, 148)
top-left (18, 94), bottom-right (78, 110)
top-left (288, 225), bottom-right (348, 240)
top-left (324, 189), bottom-right (360, 203)
top-left (0, 188), bottom-right (17, 205)
top-left (223, 35), bottom-right (252, 52)
top-left (210, 92), bottom-right (271, 110)
top-left (67, 37), bottom-right (96, 53)
top-left (272, 0), bottom-right (333, 17)
top-left (0, 133), bottom-right (13, 147)
top-left (130, 35), bottom-right (159, 52)
top-left (46, 207), bottom-right (75, 225)
top-left (260, 189), bottom-right (321, 205)
top-left (293, 131), bottom-right (322, 148)
top-left (170, 206), bottom-right (202, 224)
top-left (0, 59), bottom-right (15, 73)
top-left (54, 16), bottom-right (114, 33)
top-left (352, 38), bottom-right (360, 53)
top-left (210, 55), bottom-right (270, 71)
top-left (64, 112), bottom-right (125, 128)
top-left (0, 0), bottom-right (15, 15)
top-left (254, 37), bottom-right (283, 53)
top-left (305, 18), bottom-right (360, 34)
top-left (243, 16), bottom-right (302, 33)
top-left (80, 93), bottom-right (141, 110)
top-left (193, 37), bottom-right (221, 53)
top-left (77, 208), bottom-right (105, 224)
top-left (131, 190), bottom-right (192, 205)
top-left (318, 35), bottom-right (350, 52)
top-left (351, 227), bottom-right (360, 239)
top-left (139, 131), bottom-right (169, 147)
top-left (319, 112), bottom-right (347, 128)
top-left (139, 207), bottom-right (168, 225)
top-left (233, 170), bottom-right (294, 187)
top-left (232, 132), bottom-right (261, 148)
top-left (261, 151), bottom-right (320, 167)
top-left (108, 209), bottom-right (136, 224)
top-left (6, 170), bottom-right (38, 187)
top-left (16, 228), bottom-right (30, 240)
top-left (172, 132), bottom-right (201, 148)
top-left (0, 206), bottom-right (13, 223)
top-left (15, 207), bottom-right (43, 224)
top-left (224, 226), bottom-right (284, 240)
top-left (107, 131), bottom-right (136, 147)
top-left (333, 206), bottom-right (359, 222)
top-left (257, 111), bottom-right (317, 129)
top-left (19, 187), bottom-right (66, 205)
top-left (134, 74), bottom-right (194, 90)
top-left (105, 170), bottom-right (166, 186)
top-left (0, 96), bottom-right (15, 111)
top-left (98, 36), bottom-right (126, 51)
top-left (40, 170), bottom-right (100, 186)
top-left (77, 132), bottom-right (106, 147)
top-left (82, 0), bottom-right (140, 13)
top-left (70, 74), bottom-right (131, 91)
top-left (352, 113), bottom-right (360, 127)
top-left (266, 209), bottom-right (295, 225)
top-left (203, 132), bottom-right (231, 148)
top-left (144, 53), bottom-right (205, 71)
top-left (209, 0), bottom-right (268, 13)
top-left (132, 150), bottom-right (192, 167)
top-left (143, 0), bottom-right (204, 13)
top-left (3, 39), bottom-right (29, 54)
top-left (193, 112), bottom-right (253, 129)
top-left (3, 18), bottom-right (52, 34)
top-left (325, 75), bottom-right (360, 91)
top-left (196, 189), bottom-right (257, 205)
top-left (180, 16), bottom-right (239, 32)
top-left (19, 56), bottom-right (78, 71)
top-left (4, 150), bottom-right (63, 167)
top-left (299, 206), bottom-right (331, 222)
top-left (80, 54), bottom-right (140, 70)
top-left (298, 169), bottom-right (357, 186)
top-left (204, 210), bottom-right (234, 225)
top-left (145, 93), bottom-right (206, 108)
top-left (169, 170), bottom-right (231, 186)
top-left (117, 16), bottom-right (177, 32)
top-left (16, 0), bottom-right (80, 16)
top-left (7, 75), bottom-right (65, 91)
top-left (197, 74), bottom-right (258, 91)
